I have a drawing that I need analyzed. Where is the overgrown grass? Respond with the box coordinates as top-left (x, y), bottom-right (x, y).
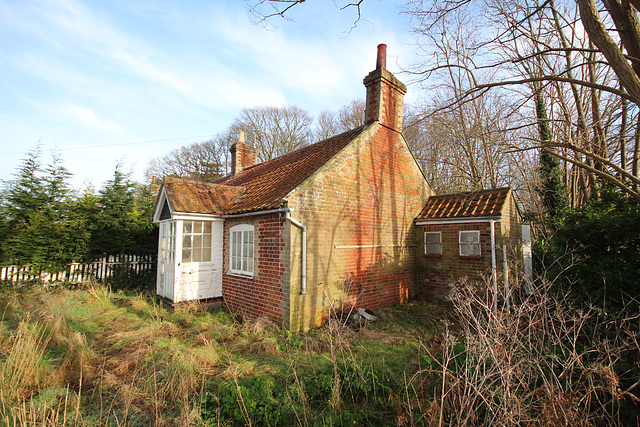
top-left (0, 280), bottom-right (637, 426)
top-left (0, 282), bottom-right (445, 425)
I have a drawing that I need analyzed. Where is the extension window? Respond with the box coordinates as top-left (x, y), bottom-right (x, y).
top-left (424, 231), bottom-right (442, 255)
top-left (459, 230), bottom-right (481, 256)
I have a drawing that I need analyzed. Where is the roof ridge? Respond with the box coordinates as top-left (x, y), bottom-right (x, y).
top-left (236, 124), bottom-right (367, 175)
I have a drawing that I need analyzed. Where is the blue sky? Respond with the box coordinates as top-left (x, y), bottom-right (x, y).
top-left (0, 0), bottom-right (417, 190)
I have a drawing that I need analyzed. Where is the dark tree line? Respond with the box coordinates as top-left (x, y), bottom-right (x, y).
top-left (0, 146), bottom-right (158, 274)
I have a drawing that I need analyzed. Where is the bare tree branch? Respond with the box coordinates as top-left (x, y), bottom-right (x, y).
top-left (577, 0), bottom-right (640, 105)
top-left (546, 145), bottom-right (640, 201)
top-left (244, 0), bottom-right (368, 28)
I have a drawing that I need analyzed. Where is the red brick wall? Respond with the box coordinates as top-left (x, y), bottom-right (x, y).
top-left (417, 222), bottom-right (495, 298)
top-left (286, 123), bottom-right (433, 330)
top-left (222, 213), bottom-right (289, 326)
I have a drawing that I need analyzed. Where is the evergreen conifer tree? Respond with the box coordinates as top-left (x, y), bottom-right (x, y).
top-left (88, 164), bottom-right (155, 257)
top-left (0, 147), bottom-right (88, 271)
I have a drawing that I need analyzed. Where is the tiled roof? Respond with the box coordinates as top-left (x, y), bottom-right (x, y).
top-left (416, 187), bottom-right (511, 220)
top-left (160, 125), bottom-right (371, 216)
top-left (216, 124), bottom-right (371, 214)
top-left (163, 177), bottom-right (246, 215)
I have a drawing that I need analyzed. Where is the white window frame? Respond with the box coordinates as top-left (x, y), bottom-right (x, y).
top-left (229, 224), bottom-right (255, 276)
top-left (459, 230), bottom-right (481, 256)
top-left (181, 220), bottom-right (213, 263)
top-left (424, 231), bottom-right (442, 255)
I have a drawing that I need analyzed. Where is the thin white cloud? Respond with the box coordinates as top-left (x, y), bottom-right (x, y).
top-left (64, 105), bottom-right (125, 133)
top-left (206, 4), bottom-right (408, 110)
top-left (3, 0), bottom-right (399, 112)
top-left (0, 0), bottom-right (416, 188)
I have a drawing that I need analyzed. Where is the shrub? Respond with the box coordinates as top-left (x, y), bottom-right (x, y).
top-left (535, 185), bottom-right (640, 309)
top-left (415, 278), bottom-right (640, 426)
top-left (106, 260), bottom-right (156, 291)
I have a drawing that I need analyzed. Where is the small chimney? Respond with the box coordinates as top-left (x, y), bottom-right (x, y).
top-left (363, 44), bottom-right (407, 131)
top-left (376, 43), bottom-right (387, 69)
top-left (230, 131), bottom-right (257, 176)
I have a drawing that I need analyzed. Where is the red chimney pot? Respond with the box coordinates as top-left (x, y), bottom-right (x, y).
top-left (376, 44), bottom-right (387, 69)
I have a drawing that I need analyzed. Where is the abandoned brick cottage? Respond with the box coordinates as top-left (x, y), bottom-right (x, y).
top-left (153, 45), bottom-right (524, 331)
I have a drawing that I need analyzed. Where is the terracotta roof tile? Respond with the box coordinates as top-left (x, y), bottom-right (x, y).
top-left (216, 125), bottom-right (371, 214)
top-left (164, 177), bottom-right (245, 215)
top-left (416, 187), bottom-right (511, 220)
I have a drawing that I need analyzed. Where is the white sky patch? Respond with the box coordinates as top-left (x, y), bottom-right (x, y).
top-left (65, 105), bottom-right (125, 133)
top-left (0, 0), bottom-right (416, 189)
top-left (109, 48), bottom-right (194, 95)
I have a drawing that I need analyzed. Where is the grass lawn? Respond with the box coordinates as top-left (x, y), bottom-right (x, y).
top-left (0, 283), bottom-right (452, 426)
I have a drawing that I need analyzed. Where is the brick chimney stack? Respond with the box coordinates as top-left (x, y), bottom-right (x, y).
top-left (363, 44), bottom-right (407, 132)
top-left (230, 131), bottom-right (257, 175)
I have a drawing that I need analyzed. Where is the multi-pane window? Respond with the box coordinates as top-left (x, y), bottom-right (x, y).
top-left (230, 225), bottom-right (254, 276)
top-left (182, 221), bottom-right (212, 263)
top-left (161, 221), bottom-right (176, 264)
top-left (459, 230), bottom-right (481, 256)
top-left (424, 232), bottom-right (442, 255)
top-left (160, 221), bottom-right (175, 284)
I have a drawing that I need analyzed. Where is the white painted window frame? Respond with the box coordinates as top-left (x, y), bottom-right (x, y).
top-left (229, 224), bottom-right (255, 277)
top-left (181, 220), bottom-right (213, 263)
top-left (459, 230), bottom-right (481, 256)
top-left (424, 231), bottom-right (442, 255)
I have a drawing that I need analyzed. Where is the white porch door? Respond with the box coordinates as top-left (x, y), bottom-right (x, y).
top-left (157, 221), bottom-right (176, 299)
top-left (174, 219), bottom-right (224, 302)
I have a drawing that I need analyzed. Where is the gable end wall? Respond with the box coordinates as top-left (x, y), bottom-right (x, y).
top-left (286, 124), bottom-right (433, 331)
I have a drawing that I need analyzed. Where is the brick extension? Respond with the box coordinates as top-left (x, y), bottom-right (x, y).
top-left (415, 188), bottom-right (522, 298)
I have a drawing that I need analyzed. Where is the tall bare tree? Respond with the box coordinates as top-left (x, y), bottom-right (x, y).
top-left (145, 137), bottom-right (228, 182)
top-left (146, 105), bottom-right (314, 181)
top-left (400, 13), bottom-right (538, 212)
top-left (404, 0), bottom-right (640, 203)
top-left (235, 105), bottom-right (313, 162)
top-left (314, 99), bottom-right (365, 141)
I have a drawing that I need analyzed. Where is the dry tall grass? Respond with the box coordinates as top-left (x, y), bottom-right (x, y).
top-left (0, 319), bottom-right (50, 403)
top-left (408, 278), bottom-right (640, 426)
top-left (0, 283), bottom-right (226, 426)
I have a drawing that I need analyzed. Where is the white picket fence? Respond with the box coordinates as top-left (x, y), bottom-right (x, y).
top-left (0, 255), bottom-right (156, 284)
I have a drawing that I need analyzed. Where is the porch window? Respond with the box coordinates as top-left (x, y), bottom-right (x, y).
top-left (229, 224), bottom-right (254, 276)
top-left (161, 221), bottom-right (176, 264)
top-left (182, 221), bottom-right (212, 263)
top-left (424, 232), bottom-right (442, 255)
top-left (459, 230), bottom-right (481, 256)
